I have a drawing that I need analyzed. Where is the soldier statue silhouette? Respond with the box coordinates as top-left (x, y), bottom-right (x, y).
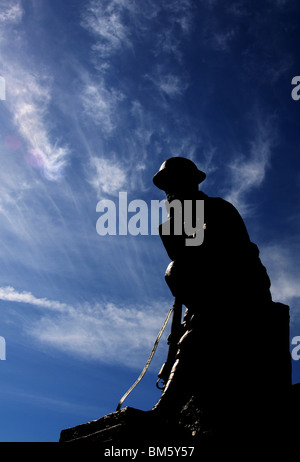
top-left (59, 157), bottom-right (292, 448)
top-left (152, 157), bottom-right (291, 441)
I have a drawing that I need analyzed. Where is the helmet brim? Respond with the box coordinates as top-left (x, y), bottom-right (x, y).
top-left (153, 168), bottom-right (206, 191)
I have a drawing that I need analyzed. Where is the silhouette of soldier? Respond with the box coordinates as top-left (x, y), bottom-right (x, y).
top-left (152, 157), bottom-right (290, 437)
top-left (153, 157), bottom-right (272, 309)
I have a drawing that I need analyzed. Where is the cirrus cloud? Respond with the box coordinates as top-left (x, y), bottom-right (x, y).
top-left (0, 285), bottom-right (170, 369)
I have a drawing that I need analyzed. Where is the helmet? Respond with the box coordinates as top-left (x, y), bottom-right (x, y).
top-left (152, 157), bottom-right (206, 191)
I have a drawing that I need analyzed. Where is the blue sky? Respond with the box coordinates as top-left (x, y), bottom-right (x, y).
top-left (0, 0), bottom-right (300, 442)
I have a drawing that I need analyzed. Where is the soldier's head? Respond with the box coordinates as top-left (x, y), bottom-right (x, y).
top-left (153, 157), bottom-right (206, 200)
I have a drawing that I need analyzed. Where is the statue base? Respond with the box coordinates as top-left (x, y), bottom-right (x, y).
top-left (59, 385), bottom-right (300, 456)
top-left (59, 302), bottom-right (296, 454)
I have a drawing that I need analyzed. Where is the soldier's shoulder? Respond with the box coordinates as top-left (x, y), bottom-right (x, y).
top-left (202, 193), bottom-right (237, 208)
top-left (201, 193), bottom-right (243, 218)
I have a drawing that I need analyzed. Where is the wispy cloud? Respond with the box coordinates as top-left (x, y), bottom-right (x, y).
top-left (0, 0), bottom-right (23, 24)
top-left (4, 67), bottom-right (70, 180)
top-left (0, 1), bottom-right (70, 181)
top-left (225, 114), bottom-right (276, 214)
top-left (209, 28), bottom-right (236, 52)
top-left (79, 0), bottom-right (198, 197)
top-left (146, 70), bottom-right (188, 98)
top-left (261, 243), bottom-right (300, 324)
top-left (81, 79), bottom-right (125, 132)
top-left (88, 156), bottom-right (127, 197)
top-left (0, 286), bottom-right (170, 369)
top-left (82, 0), bottom-right (194, 58)
top-left (81, 0), bottom-right (133, 58)
top-left (147, 0), bottom-right (194, 62)
top-left (0, 286), bottom-right (74, 313)
top-left (82, 0), bottom-right (195, 68)
top-left (262, 246), bottom-right (300, 301)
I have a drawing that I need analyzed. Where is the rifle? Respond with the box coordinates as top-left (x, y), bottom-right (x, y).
top-left (156, 297), bottom-right (183, 390)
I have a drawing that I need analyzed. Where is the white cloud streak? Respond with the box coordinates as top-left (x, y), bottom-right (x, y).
top-left (89, 156), bottom-right (127, 196)
top-left (225, 115), bottom-right (276, 215)
top-left (81, 0), bottom-right (132, 58)
top-left (0, 0), bottom-right (23, 24)
top-left (82, 0), bottom-right (194, 64)
top-left (146, 70), bottom-right (188, 98)
top-left (0, 286), bottom-right (170, 369)
top-left (5, 67), bottom-right (70, 181)
top-left (81, 80), bottom-right (124, 132)
top-left (0, 1), bottom-right (70, 181)
top-left (0, 286), bottom-right (74, 313)
top-left (262, 246), bottom-right (300, 303)
top-left (80, 0), bottom-right (196, 197)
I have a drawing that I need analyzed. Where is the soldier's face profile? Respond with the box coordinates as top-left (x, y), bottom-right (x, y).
top-left (166, 179), bottom-right (198, 202)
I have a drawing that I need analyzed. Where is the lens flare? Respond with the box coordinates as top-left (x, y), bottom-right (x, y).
top-left (25, 150), bottom-right (45, 169)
